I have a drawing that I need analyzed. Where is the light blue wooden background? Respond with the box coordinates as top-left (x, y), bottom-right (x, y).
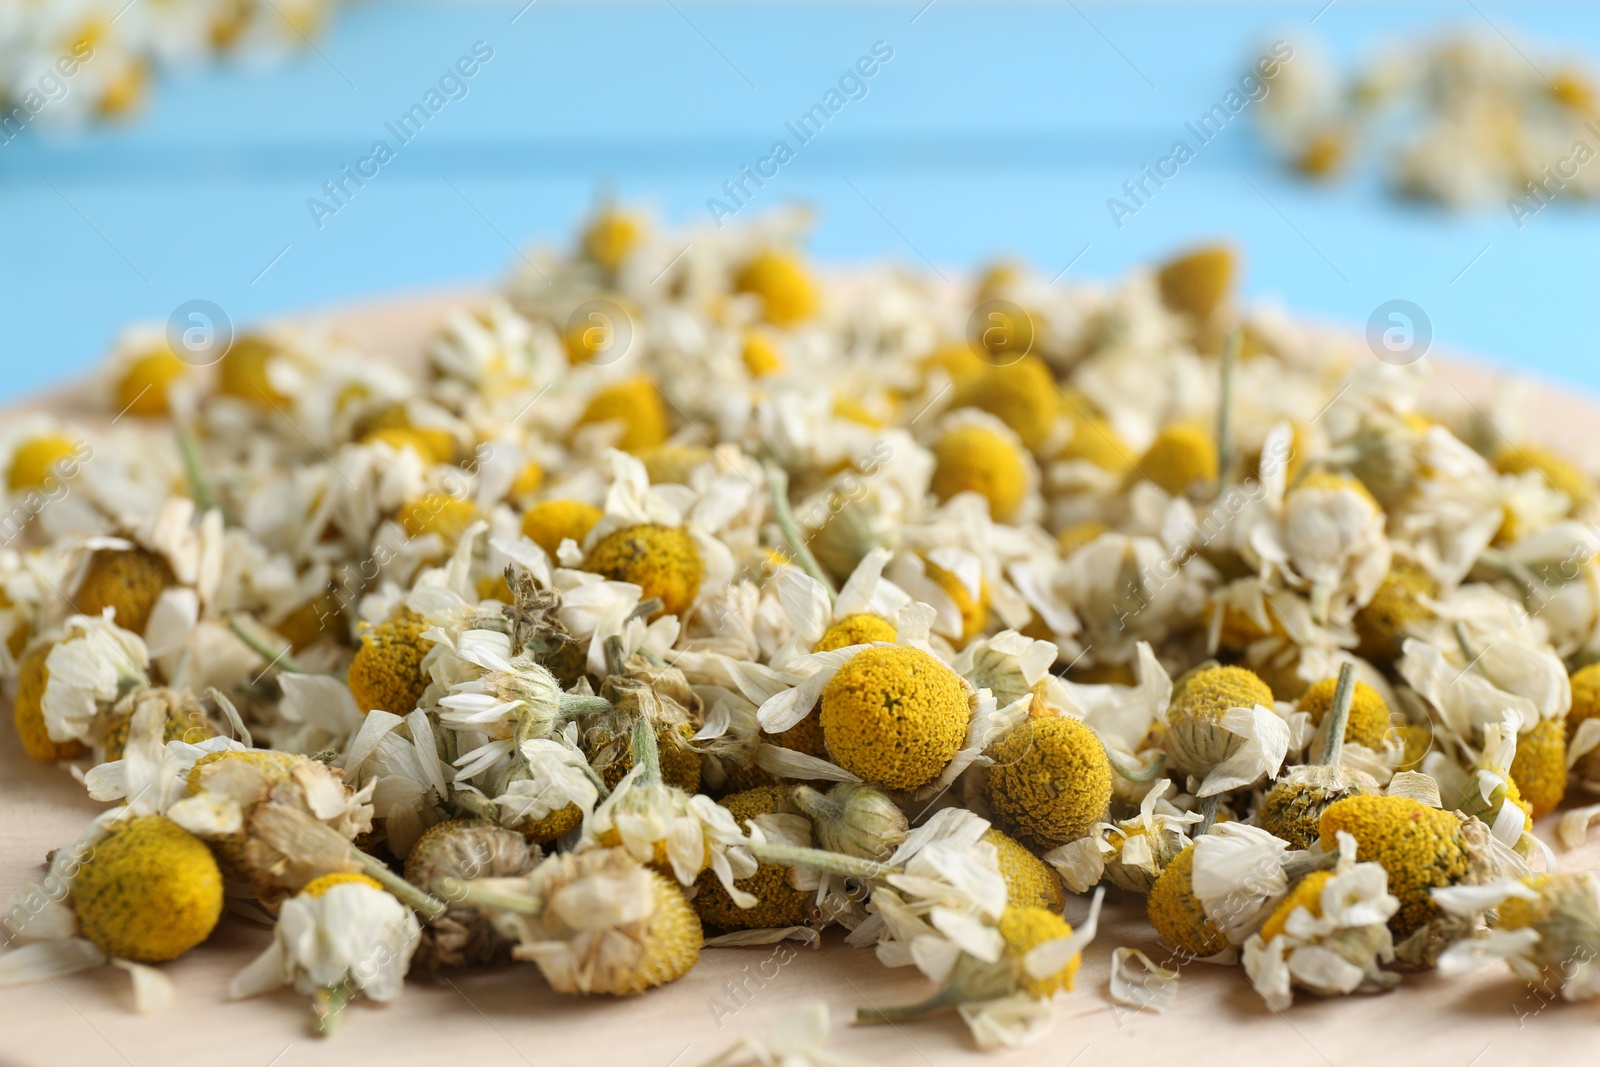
top-left (2, 1), bottom-right (1596, 398)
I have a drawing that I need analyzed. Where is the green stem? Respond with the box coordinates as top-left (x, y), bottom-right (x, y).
top-left (350, 850), bottom-right (448, 923)
top-left (856, 986), bottom-right (966, 1025)
top-left (747, 841), bottom-right (897, 880)
top-left (1318, 662), bottom-right (1357, 767)
top-left (1196, 794), bottom-right (1221, 837)
top-left (558, 694), bottom-right (613, 717)
top-left (789, 785), bottom-right (844, 825)
top-left (228, 615), bottom-right (313, 677)
top-left (631, 716), bottom-right (662, 786)
top-left (434, 877), bottom-right (544, 915)
top-left (1216, 329), bottom-right (1240, 489)
top-left (1282, 847), bottom-right (1341, 882)
top-left (625, 598), bottom-right (664, 624)
top-left (178, 424), bottom-right (219, 517)
top-left (312, 979), bottom-right (356, 1037)
top-left (449, 786), bottom-right (498, 822)
top-left (763, 460), bottom-right (836, 602)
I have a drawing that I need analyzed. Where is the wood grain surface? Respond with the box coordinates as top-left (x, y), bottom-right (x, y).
top-left (2, 294), bottom-right (1597, 1067)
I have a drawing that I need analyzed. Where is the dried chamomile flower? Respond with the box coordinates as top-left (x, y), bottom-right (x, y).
top-left (33, 611), bottom-right (151, 747)
top-left (1435, 873), bottom-right (1600, 1002)
top-left (347, 605), bottom-right (433, 715)
top-left (692, 786), bottom-right (816, 931)
top-left (177, 747), bottom-right (376, 905)
top-left (1046, 779), bottom-right (1200, 894)
top-left (947, 356), bottom-right (1060, 453)
top-left (12, 643), bottom-right (87, 761)
top-left (735, 249), bottom-right (819, 327)
top-left (584, 721), bottom-right (757, 906)
top-left (69, 815), bottom-right (224, 963)
top-left (858, 889), bottom-right (1104, 1051)
top-left (493, 726), bottom-right (603, 844)
top-left (521, 499), bottom-right (604, 557)
top-left (818, 645), bottom-right (971, 791)
top-left (1262, 666), bottom-right (1380, 850)
top-left (74, 546), bottom-right (177, 635)
top-left (95, 685), bottom-right (215, 763)
top-left (983, 828), bottom-right (1065, 912)
top-left (791, 781), bottom-right (909, 861)
top-left (1241, 831), bottom-right (1400, 1009)
top-left (585, 523), bottom-right (704, 619)
top-left (1162, 665), bottom-right (1290, 796)
top-left (456, 847), bottom-right (703, 995)
top-left (1422, 710), bottom-right (1534, 851)
top-left (984, 715), bottom-right (1113, 846)
top-left (1493, 443), bottom-right (1594, 511)
top-left (1156, 245), bottom-right (1235, 322)
top-left (1296, 669), bottom-right (1392, 751)
top-left (1148, 843), bottom-right (1230, 958)
top-left (1318, 794), bottom-right (1478, 941)
top-left (229, 873), bottom-right (422, 1034)
top-left (1135, 424), bottom-right (1218, 497)
top-left (576, 377), bottom-right (669, 453)
top-left (929, 413), bottom-right (1034, 523)
top-left (404, 818), bottom-right (538, 971)
top-left (1567, 660), bottom-right (1600, 783)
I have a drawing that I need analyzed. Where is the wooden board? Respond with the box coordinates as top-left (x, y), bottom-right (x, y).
top-left (3, 294), bottom-right (1599, 1067)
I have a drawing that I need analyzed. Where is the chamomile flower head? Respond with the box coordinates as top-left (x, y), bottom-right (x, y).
top-left (13, 643), bottom-right (87, 761)
top-left (109, 340), bottom-right (189, 419)
top-left (471, 848), bottom-right (703, 995)
top-left (1436, 873), bottom-right (1600, 1000)
top-left (983, 828), bottom-right (1065, 912)
top-left (1055, 414), bottom-right (1134, 475)
top-left (493, 729), bottom-right (602, 844)
top-left (929, 415), bottom-right (1032, 523)
top-left (180, 747), bottom-right (375, 905)
top-left (1156, 245), bottom-right (1236, 321)
top-left (814, 612), bottom-right (898, 652)
top-left (1260, 763), bottom-right (1379, 851)
top-left (1318, 794), bottom-right (1474, 940)
top-left (919, 552), bottom-right (990, 646)
top-left (1294, 674), bottom-right (1385, 751)
top-left (1493, 443), bottom-right (1594, 510)
top-left (581, 205), bottom-right (646, 271)
top-left (71, 815), bottom-right (224, 963)
top-left (1162, 665), bottom-right (1285, 789)
top-left (229, 872), bottom-right (422, 1028)
top-left (734, 249), bottom-right (819, 327)
top-left (96, 685), bottom-right (214, 763)
top-left (73, 546), bottom-right (176, 635)
top-left (1567, 661), bottom-right (1600, 781)
top-left (819, 645), bottom-right (971, 791)
top-left (985, 715), bottom-right (1113, 846)
top-left (217, 333), bottom-right (298, 409)
top-left (576, 377), bottom-right (668, 453)
top-left (1046, 779), bottom-right (1201, 894)
top-left (1241, 831), bottom-right (1400, 1009)
top-left (520, 499), bottom-right (604, 557)
top-left (791, 781), bottom-right (910, 862)
top-left (585, 746), bottom-right (756, 907)
top-left (1507, 714), bottom-right (1567, 819)
top-left (403, 818), bottom-right (538, 971)
top-left (7, 432), bottom-right (80, 491)
top-left (692, 786), bottom-right (816, 931)
top-left (1148, 844), bottom-right (1230, 957)
top-left (948, 355), bottom-right (1060, 453)
top-left (640, 443), bottom-right (714, 485)
top-left (347, 606), bottom-right (433, 715)
top-left (585, 523), bottom-right (704, 619)
top-left (36, 612), bottom-right (151, 746)
top-left (1135, 424), bottom-right (1218, 496)
top-left (434, 628), bottom-right (564, 739)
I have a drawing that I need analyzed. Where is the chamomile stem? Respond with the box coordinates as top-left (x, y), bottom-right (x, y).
top-left (351, 850), bottom-right (448, 923)
top-left (312, 979), bottom-right (356, 1037)
top-left (558, 695), bottom-right (613, 717)
top-left (1216, 329), bottom-right (1241, 489)
top-left (631, 715), bottom-right (662, 785)
top-left (746, 841), bottom-right (897, 880)
top-left (178, 424), bottom-right (219, 516)
top-left (1318, 662), bottom-right (1358, 767)
top-left (228, 614), bottom-right (313, 677)
top-left (856, 987), bottom-right (965, 1025)
top-left (762, 459), bottom-right (836, 602)
top-left (434, 877), bottom-right (545, 915)
top-left (1282, 847), bottom-right (1341, 882)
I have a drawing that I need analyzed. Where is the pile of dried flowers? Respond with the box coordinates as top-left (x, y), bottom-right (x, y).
top-left (3, 202), bottom-right (1600, 1052)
